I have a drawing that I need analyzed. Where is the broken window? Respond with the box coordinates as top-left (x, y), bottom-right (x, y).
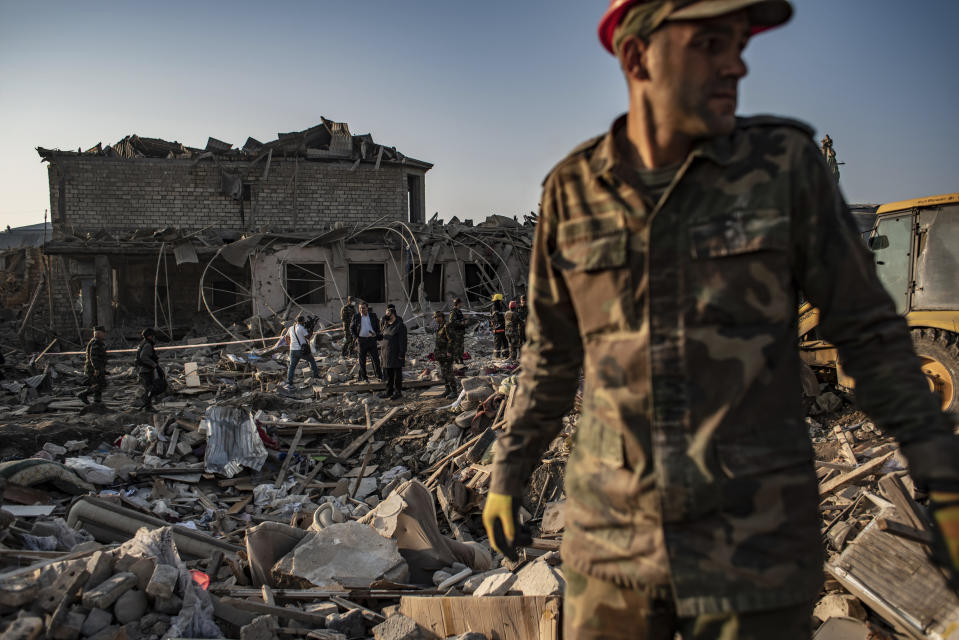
top-left (408, 265), bottom-right (444, 302)
top-left (464, 263), bottom-right (498, 303)
top-left (349, 263), bottom-right (386, 304)
top-left (285, 263), bottom-right (326, 305)
top-left (407, 173), bottom-right (425, 224)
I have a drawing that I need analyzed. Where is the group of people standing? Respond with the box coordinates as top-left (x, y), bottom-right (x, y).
top-left (339, 298), bottom-right (408, 399)
top-left (77, 326), bottom-right (166, 411)
top-left (489, 294), bottom-right (527, 360)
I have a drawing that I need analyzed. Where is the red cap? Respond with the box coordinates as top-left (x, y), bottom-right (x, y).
top-left (509, 301), bottom-right (518, 309)
top-left (598, 0), bottom-right (644, 55)
top-left (598, 0), bottom-right (792, 55)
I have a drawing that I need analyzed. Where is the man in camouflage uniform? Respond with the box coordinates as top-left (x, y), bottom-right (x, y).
top-left (340, 297), bottom-right (356, 357)
top-left (489, 294), bottom-right (507, 359)
top-left (433, 311), bottom-right (458, 398)
top-left (77, 325), bottom-right (107, 404)
top-left (135, 328), bottom-right (164, 411)
top-left (504, 301), bottom-right (522, 361)
top-left (483, 1), bottom-right (959, 638)
top-left (516, 294), bottom-right (528, 343)
top-left (448, 298), bottom-right (466, 364)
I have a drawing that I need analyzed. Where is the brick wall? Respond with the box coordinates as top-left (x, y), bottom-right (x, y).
top-left (47, 156), bottom-right (425, 232)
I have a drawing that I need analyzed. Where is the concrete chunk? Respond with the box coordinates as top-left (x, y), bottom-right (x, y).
top-left (813, 594), bottom-right (867, 622)
top-left (145, 563), bottom-right (178, 599)
top-left (1, 616), bottom-right (44, 640)
top-left (82, 572), bottom-right (137, 609)
top-left (372, 614), bottom-right (425, 640)
top-left (326, 609), bottom-right (366, 638)
top-left (240, 615), bottom-right (277, 640)
top-left (272, 522), bottom-right (408, 589)
top-left (114, 589), bottom-right (148, 624)
top-left (82, 608), bottom-right (114, 637)
top-left (51, 610), bottom-right (86, 640)
top-left (85, 551), bottom-right (114, 590)
top-left (472, 571), bottom-right (515, 597)
top-left (511, 560), bottom-right (565, 596)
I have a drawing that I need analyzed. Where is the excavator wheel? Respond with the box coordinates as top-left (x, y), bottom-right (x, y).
top-left (911, 328), bottom-right (959, 413)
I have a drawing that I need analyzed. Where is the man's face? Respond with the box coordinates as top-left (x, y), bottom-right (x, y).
top-left (640, 12), bottom-right (750, 138)
top-left (94, 330), bottom-right (104, 340)
top-left (360, 304), bottom-right (368, 315)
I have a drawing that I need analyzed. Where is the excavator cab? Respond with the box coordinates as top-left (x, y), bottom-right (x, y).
top-left (799, 193), bottom-right (959, 411)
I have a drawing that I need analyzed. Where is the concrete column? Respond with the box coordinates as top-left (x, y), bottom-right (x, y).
top-left (94, 255), bottom-right (112, 330)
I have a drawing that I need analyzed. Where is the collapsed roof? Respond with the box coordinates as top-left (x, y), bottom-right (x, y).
top-left (36, 117), bottom-right (432, 169)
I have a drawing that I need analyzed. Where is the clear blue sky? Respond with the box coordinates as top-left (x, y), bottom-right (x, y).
top-left (1, 0), bottom-right (957, 228)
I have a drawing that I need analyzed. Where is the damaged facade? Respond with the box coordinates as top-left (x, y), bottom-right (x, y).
top-left (35, 119), bottom-right (531, 343)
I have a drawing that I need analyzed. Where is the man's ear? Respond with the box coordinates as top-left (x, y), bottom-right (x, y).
top-left (619, 35), bottom-right (651, 82)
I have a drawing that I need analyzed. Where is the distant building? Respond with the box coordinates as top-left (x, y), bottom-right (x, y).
top-left (34, 119), bottom-right (529, 340)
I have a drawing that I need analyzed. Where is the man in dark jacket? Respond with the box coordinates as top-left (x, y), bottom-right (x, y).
top-left (78, 325), bottom-right (107, 404)
top-left (351, 302), bottom-right (382, 382)
top-left (448, 298), bottom-right (466, 364)
top-left (489, 295), bottom-right (507, 358)
top-left (135, 328), bottom-right (164, 411)
top-left (378, 304), bottom-right (407, 399)
top-left (340, 297), bottom-right (356, 357)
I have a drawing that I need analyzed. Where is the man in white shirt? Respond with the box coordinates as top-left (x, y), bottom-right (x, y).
top-left (350, 302), bottom-right (382, 382)
top-left (284, 315), bottom-right (319, 386)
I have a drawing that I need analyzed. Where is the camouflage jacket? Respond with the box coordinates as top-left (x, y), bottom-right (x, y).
top-left (516, 305), bottom-right (528, 325)
top-left (84, 338), bottom-right (107, 376)
top-left (448, 307), bottom-right (466, 334)
top-left (434, 324), bottom-right (453, 361)
top-left (340, 304), bottom-right (355, 325)
top-left (491, 114), bottom-right (959, 615)
top-left (504, 310), bottom-right (522, 339)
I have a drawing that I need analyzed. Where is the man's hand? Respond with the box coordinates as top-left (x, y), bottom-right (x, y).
top-left (482, 493), bottom-right (531, 561)
top-left (930, 491), bottom-right (959, 584)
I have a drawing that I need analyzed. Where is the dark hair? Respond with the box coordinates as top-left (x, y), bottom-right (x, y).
top-left (93, 325), bottom-right (106, 332)
top-left (141, 328), bottom-right (156, 338)
top-left (386, 304), bottom-right (396, 311)
top-left (296, 315), bottom-right (306, 323)
top-left (454, 298), bottom-right (462, 305)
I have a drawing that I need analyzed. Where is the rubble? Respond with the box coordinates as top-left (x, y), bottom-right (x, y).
top-left (0, 298), bottom-right (956, 640)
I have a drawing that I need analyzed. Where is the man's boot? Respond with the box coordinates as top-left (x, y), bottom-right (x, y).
top-left (77, 391), bottom-right (89, 405)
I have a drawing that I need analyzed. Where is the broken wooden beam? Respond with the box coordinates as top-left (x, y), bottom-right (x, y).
top-left (819, 451), bottom-right (894, 496)
top-left (338, 407), bottom-right (400, 460)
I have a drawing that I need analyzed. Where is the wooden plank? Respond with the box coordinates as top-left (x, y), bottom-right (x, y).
top-left (398, 595), bottom-right (560, 640)
top-left (833, 424), bottom-right (858, 466)
top-left (876, 518), bottom-right (935, 545)
top-left (166, 428), bottom-right (180, 458)
top-left (274, 426), bottom-right (304, 488)
top-left (227, 494), bottom-right (252, 516)
top-left (879, 473), bottom-right (931, 533)
top-left (320, 379), bottom-right (437, 394)
top-left (338, 407), bottom-right (400, 460)
top-left (219, 598), bottom-right (338, 630)
top-left (268, 421), bottom-right (368, 431)
top-left (1, 505), bottom-right (55, 517)
top-left (818, 451), bottom-right (894, 496)
top-left (184, 362), bottom-right (201, 387)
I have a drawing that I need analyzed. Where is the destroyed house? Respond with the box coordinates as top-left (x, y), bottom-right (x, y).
top-left (33, 120), bottom-right (531, 342)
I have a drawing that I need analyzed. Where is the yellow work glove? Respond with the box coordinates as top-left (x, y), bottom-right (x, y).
top-left (482, 492), bottom-right (530, 561)
top-left (930, 491), bottom-right (959, 586)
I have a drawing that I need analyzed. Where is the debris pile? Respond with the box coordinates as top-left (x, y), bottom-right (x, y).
top-left (0, 310), bottom-right (956, 639)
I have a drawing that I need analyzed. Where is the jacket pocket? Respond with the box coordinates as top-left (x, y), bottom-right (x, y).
top-left (687, 208), bottom-right (792, 326)
top-left (553, 212), bottom-right (634, 335)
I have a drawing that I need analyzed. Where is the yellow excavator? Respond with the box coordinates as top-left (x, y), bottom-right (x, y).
top-left (799, 192), bottom-right (959, 412)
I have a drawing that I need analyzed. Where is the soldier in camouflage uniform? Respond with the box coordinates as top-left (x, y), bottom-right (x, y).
top-left (448, 298), bottom-right (466, 364)
top-left (483, 1), bottom-right (959, 638)
top-left (516, 294), bottom-right (528, 343)
top-left (340, 297), bottom-right (356, 358)
top-left (433, 311), bottom-right (458, 398)
top-left (77, 325), bottom-right (107, 404)
top-left (504, 300), bottom-right (522, 361)
top-left (489, 295), bottom-right (507, 358)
